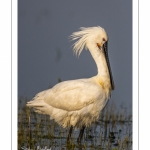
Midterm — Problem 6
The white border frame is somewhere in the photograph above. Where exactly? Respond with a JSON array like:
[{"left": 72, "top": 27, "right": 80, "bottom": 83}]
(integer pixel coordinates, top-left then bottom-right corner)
[
  {"left": 10, "top": 0, "right": 140, "bottom": 149},
  {"left": 139, "top": 0, "right": 150, "bottom": 149},
  {"left": 12, "top": 0, "right": 17, "bottom": 149},
  {"left": 0, "top": 0, "right": 12, "bottom": 149}
]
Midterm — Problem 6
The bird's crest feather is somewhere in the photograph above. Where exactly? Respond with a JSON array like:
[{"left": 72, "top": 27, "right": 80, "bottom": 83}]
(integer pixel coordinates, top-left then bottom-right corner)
[{"left": 69, "top": 26, "right": 103, "bottom": 56}]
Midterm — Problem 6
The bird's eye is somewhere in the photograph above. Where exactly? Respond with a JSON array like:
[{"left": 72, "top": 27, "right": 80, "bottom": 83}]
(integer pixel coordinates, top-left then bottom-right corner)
[{"left": 102, "top": 38, "right": 106, "bottom": 42}]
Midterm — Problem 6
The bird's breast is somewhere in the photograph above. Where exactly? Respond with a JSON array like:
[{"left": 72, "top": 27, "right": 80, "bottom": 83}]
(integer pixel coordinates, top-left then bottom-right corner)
[
  {"left": 93, "top": 77, "right": 111, "bottom": 95},
  {"left": 98, "top": 78, "right": 105, "bottom": 89}
]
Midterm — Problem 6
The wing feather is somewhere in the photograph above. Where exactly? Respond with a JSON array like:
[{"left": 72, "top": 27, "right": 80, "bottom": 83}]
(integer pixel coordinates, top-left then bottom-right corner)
[{"left": 34, "top": 78, "right": 103, "bottom": 111}]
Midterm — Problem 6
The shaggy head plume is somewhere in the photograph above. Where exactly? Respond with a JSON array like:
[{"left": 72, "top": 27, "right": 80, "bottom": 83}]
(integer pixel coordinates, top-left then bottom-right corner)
[{"left": 69, "top": 26, "right": 107, "bottom": 56}]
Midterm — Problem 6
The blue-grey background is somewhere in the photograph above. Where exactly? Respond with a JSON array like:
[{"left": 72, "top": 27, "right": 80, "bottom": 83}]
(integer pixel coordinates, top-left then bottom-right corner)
[{"left": 18, "top": 0, "right": 132, "bottom": 112}]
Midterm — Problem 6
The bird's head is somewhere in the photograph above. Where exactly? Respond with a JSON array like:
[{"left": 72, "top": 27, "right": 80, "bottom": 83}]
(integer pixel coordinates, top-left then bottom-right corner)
[{"left": 70, "top": 26, "right": 108, "bottom": 56}]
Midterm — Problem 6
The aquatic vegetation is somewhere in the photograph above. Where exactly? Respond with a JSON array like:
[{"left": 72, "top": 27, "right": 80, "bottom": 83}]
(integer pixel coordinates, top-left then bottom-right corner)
[{"left": 18, "top": 97, "right": 132, "bottom": 150}]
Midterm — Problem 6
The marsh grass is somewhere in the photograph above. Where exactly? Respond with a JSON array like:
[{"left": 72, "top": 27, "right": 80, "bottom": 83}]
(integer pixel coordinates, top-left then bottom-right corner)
[{"left": 18, "top": 97, "right": 132, "bottom": 150}]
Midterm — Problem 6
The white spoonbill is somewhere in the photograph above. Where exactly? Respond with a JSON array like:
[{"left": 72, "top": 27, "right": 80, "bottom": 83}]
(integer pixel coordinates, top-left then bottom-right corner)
[{"left": 26, "top": 26, "right": 115, "bottom": 143}]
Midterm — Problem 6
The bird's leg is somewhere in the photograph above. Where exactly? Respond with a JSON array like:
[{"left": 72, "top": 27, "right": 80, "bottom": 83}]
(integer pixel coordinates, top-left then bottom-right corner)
[
  {"left": 77, "top": 126, "right": 85, "bottom": 144},
  {"left": 67, "top": 126, "right": 73, "bottom": 143}
]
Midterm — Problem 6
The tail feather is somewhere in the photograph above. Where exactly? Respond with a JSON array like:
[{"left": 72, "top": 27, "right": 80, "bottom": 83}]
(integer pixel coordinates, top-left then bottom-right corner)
[
  {"left": 26, "top": 90, "right": 50, "bottom": 114},
  {"left": 26, "top": 93, "right": 69, "bottom": 127},
  {"left": 26, "top": 99, "right": 52, "bottom": 115}
]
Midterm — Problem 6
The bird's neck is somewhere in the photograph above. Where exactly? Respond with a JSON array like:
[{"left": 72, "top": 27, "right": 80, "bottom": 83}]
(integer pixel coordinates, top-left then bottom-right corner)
[{"left": 88, "top": 44, "right": 111, "bottom": 90}]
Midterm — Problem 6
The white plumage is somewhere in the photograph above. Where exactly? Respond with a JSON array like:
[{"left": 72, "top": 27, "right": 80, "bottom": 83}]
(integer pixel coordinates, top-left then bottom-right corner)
[{"left": 26, "top": 26, "right": 114, "bottom": 141}]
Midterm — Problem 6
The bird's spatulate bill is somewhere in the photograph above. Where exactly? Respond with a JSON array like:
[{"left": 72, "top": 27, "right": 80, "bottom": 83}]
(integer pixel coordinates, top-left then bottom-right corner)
[{"left": 103, "top": 42, "right": 115, "bottom": 90}]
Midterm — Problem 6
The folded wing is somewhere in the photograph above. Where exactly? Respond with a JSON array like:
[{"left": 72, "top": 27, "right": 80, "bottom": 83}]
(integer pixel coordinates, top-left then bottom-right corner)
[{"left": 31, "top": 78, "right": 103, "bottom": 111}]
